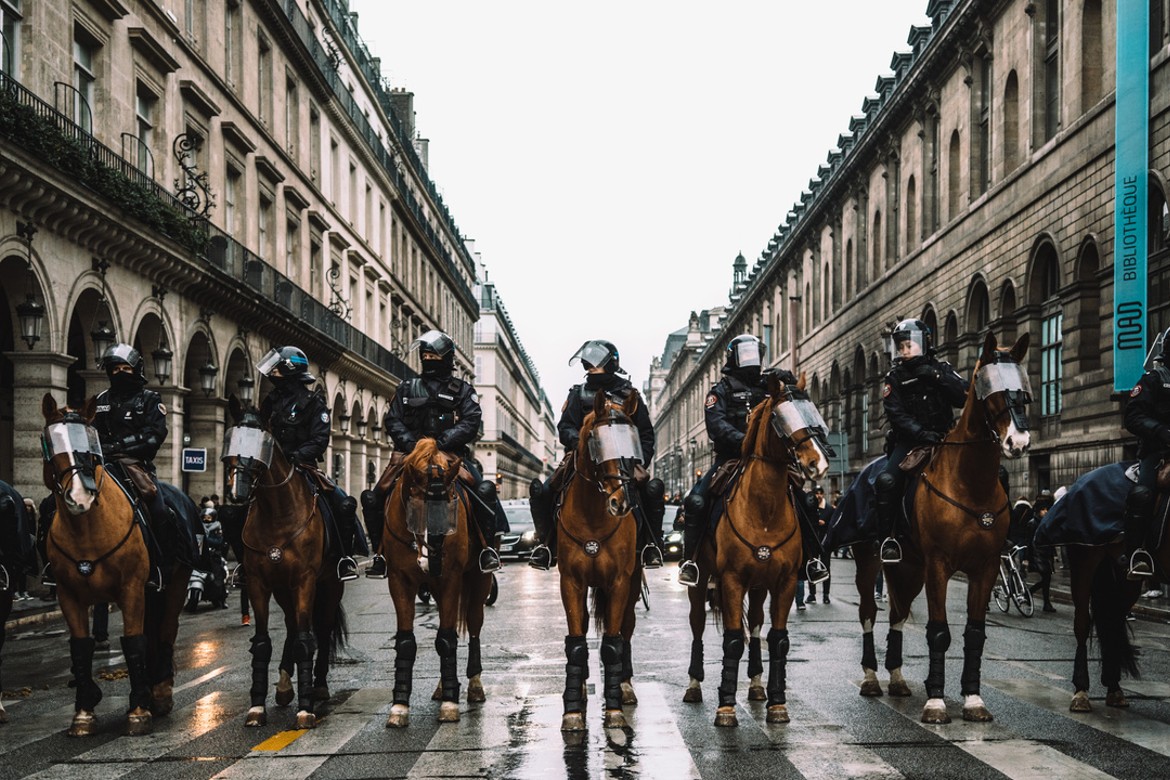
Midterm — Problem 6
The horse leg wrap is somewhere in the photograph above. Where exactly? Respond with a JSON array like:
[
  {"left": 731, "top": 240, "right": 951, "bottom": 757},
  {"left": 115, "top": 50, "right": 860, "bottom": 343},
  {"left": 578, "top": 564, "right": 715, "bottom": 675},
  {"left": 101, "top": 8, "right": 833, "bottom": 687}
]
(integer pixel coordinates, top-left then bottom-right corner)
[
  {"left": 435, "top": 628, "right": 460, "bottom": 703},
  {"left": 861, "top": 631, "right": 878, "bottom": 672},
  {"left": 293, "top": 631, "right": 317, "bottom": 712},
  {"left": 600, "top": 634, "right": 625, "bottom": 711},
  {"left": 688, "top": 637, "right": 705, "bottom": 682},
  {"left": 717, "top": 629, "right": 746, "bottom": 708},
  {"left": 960, "top": 622, "right": 986, "bottom": 696},
  {"left": 885, "top": 629, "right": 904, "bottom": 673},
  {"left": 393, "top": 631, "right": 417, "bottom": 706},
  {"left": 621, "top": 636, "right": 634, "bottom": 682},
  {"left": 747, "top": 634, "right": 763, "bottom": 679},
  {"left": 1072, "top": 643, "right": 1090, "bottom": 693},
  {"left": 148, "top": 641, "right": 174, "bottom": 687},
  {"left": 69, "top": 637, "right": 102, "bottom": 712},
  {"left": 249, "top": 634, "right": 273, "bottom": 708},
  {"left": 467, "top": 636, "right": 482, "bottom": 681},
  {"left": 766, "top": 628, "right": 790, "bottom": 707},
  {"left": 121, "top": 635, "right": 151, "bottom": 712},
  {"left": 563, "top": 635, "right": 589, "bottom": 714},
  {"left": 924, "top": 621, "right": 951, "bottom": 700}
]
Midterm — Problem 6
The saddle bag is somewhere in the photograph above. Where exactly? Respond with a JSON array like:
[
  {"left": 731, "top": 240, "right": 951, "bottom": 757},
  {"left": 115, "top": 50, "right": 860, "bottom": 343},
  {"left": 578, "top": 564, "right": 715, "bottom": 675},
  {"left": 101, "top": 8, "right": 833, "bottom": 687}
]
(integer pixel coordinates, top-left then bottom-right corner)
[
  {"left": 1157, "top": 459, "right": 1170, "bottom": 492},
  {"left": 117, "top": 458, "right": 158, "bottom": 501},
  {"left": 709, "top": 459, "right": 741, "bottom": 497},
  {"left": 898, "top": 446, "right": 934, "bottom": 474},
  {"left": 301, "top": 464, "right": 335, "bottom": 493},
  {"left": 375, "top": 451, "right": 407, "bottom": 494}
]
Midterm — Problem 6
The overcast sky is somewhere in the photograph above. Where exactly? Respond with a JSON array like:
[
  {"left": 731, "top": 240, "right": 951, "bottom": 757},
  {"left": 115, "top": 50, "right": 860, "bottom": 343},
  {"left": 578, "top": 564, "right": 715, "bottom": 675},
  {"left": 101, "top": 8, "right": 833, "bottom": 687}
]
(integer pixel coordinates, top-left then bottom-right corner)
[{"left": 350, "top": 1, "right": 932, "bottom": 407}]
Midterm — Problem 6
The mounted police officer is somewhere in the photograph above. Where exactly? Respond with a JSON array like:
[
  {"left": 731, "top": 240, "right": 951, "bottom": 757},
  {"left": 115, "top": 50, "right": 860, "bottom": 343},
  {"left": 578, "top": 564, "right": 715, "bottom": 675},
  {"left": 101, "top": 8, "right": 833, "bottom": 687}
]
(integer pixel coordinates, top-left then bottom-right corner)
[
  {"left": 875, "top": 320, "right": 968, "bottom": 564},
  {"left": 1121, "top": 326, "right": 1170, "bottom": 579},
  {"left": 366, "top": 329, "right": 504, "bottom": 576},
  {"left": 676, "top": 334, "right": 829, "bottom": 587},
  {"left": 256, "top": 346, "right": 362, "bottom": 582},
  {"left": 528, "top": 339, "right": 665, "bottom": 571}
]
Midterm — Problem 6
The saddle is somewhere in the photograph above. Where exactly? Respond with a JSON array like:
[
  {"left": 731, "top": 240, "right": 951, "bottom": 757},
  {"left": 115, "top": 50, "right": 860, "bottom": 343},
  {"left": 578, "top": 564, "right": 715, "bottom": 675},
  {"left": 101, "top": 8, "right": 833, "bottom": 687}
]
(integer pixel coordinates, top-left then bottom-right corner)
[
  {"left": 898, "top": 446, "right": 937, "bottom": 475},
  {"left": 299, "top": 464, "right": 335, "bottom": 493},
  {"left": 112, "top": 457, "right": 158, "bottom": 501},
  {"left": 709, "top": 459, "right": 742, "bottom": 497}
]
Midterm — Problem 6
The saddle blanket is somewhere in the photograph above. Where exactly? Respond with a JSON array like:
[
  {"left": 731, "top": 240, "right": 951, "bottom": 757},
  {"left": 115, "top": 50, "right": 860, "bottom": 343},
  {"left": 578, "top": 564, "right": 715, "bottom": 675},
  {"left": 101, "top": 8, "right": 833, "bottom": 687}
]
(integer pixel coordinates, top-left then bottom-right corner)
[{"left": 1033, "top": 463, "right": 1130, "bottom": 548}]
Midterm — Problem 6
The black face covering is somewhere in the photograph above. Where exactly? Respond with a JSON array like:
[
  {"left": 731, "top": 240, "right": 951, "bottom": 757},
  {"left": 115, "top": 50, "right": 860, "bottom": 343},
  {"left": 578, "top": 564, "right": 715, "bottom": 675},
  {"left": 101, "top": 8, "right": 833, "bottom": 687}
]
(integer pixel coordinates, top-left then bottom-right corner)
[
  {"left": 585, "top": 372, "right": 621, "bottom": 391},
  {"left": 729, "top": 365, "right": 762, "bottom": 384},
  {"left": 421, "top": 358, "right": 451, "bottom": 378},
  {"left": 109, "top": 372, "right": 144, "bottom": 394}
]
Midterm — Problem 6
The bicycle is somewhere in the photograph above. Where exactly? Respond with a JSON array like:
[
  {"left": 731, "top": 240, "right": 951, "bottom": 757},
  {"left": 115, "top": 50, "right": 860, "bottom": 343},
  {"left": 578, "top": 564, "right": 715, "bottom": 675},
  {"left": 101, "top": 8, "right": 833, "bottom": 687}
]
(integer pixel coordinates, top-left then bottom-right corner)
[{"left": 992, "top": 544, "right": 1034, "bottom": 617}]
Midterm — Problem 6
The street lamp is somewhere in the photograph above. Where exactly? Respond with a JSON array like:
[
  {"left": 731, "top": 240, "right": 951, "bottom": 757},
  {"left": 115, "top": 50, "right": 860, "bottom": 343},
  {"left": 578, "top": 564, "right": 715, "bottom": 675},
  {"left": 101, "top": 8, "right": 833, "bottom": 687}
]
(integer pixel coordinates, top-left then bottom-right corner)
[
  {"left": 198, "top": 361, "right": 218, "bottom": 397},
  {"left": 356, "top": 416, "right": 368, "bottom": 439},
  {"left": 151, "top": 346, "right": 173, "bottom": 385},
  {"left": 16, "top": 294, "right": 45, "bottom": 349},
  {"left": 338, "top": 412, "right": 351, "bottom": 435},
  {"left": 91, "top": 322, "right": 116, "bottom": 364},
  {"left": 371, "top": 423, "right": 382, "bottom": 443},
  {"left": 237, "top": 376, "right": 255, "bottom": 404}
]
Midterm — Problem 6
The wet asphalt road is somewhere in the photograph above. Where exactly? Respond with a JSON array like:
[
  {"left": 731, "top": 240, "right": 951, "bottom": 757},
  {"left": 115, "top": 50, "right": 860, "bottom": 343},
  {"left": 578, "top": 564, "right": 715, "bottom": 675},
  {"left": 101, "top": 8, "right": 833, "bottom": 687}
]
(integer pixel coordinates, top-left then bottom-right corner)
[{"left": 1, "top": 562, "right": 1169, "bottom": 779}]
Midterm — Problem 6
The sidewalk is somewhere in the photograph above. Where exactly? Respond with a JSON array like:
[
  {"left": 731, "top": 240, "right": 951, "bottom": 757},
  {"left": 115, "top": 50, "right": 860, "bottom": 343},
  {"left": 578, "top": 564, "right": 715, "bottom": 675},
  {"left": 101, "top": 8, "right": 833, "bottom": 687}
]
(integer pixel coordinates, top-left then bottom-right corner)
[{"left": 1045, "top": 564, "right": 1170, "bottom": 623}]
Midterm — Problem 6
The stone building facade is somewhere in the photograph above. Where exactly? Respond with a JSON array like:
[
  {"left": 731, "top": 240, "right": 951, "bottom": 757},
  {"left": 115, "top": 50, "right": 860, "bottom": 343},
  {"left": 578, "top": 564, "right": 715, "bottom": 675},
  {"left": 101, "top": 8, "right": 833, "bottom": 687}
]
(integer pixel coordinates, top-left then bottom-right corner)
[
  {"left": 0, "top": 0, "right": 492, "bottom": 502},
  {"left": 649, "top": 0, "right": 1170, "bottom": 498}
]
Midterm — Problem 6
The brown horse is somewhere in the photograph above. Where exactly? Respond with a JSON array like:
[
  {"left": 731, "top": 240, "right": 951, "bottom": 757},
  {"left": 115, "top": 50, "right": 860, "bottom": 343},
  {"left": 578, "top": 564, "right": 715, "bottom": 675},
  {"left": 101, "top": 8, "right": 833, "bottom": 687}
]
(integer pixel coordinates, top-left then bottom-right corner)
[
  {"left": 224, "top": 397, "right": 346, "bottom": 730},
  {"left": 853, "top": 331, "right": 1031, "bottom": 723},
  {"left": 41, "top": 393, "right": 174, "bottom": 736},
  {"left": 683, "top": 372, "right": 831, "bottom": 727},
  {"left": 382, "top": 437, "right": 493, "bottom": 728},
  {"left": 555, "top": 388, "right": 648, "bottom": 732}
]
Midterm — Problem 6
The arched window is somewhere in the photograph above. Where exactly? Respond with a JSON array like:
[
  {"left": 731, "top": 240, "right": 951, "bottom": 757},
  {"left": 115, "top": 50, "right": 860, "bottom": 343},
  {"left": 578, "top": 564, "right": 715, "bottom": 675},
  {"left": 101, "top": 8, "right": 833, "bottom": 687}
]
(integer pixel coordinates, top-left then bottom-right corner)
[
  {"left": 1036, "top": 0, "right": 1062, "bottom": 144},
  {"left": 905, "top": 175, "right": 917, "bottom": 250},
  {"left": 1081, "top": 0, "right": 1103, "bottom": 108},
  {"left": 948, "top": 130, "right": 962, "bottom": 221},
  {"left": 966, "top": 278, "right": 990, "bottom": 335},
  {"left": 1004, "top": 71, "right": 1020, "bottom": 171},
  {"left": 1031, "top": 242, "right": 1063, "bottom": 416},
  {"left": 871, "top": 210, "right": 883, "bottom": 281},
  {"left": 999, "top": 280, "right": 1018, "bottom": 342},
  {"left": 822, "top": 260, "right": 831, "bottom": 320},
  {"left": 943, "top": 311, "right": 959, "bottom": 365},
  {"left": 922, "top": 305, "right": 939, "bottom": 345},
  {"left": 1076, "top": 240, "right": 1101, "bottom": 370},
  {"left": 845, "top": 238, "right": 854, "bottom": 297}
]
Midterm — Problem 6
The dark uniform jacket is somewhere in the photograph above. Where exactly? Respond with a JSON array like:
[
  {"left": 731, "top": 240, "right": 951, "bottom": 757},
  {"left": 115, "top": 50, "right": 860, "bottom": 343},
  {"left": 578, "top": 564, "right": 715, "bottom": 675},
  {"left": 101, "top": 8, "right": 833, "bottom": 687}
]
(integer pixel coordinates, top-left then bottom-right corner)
[
  {"left": 259, "top": 382, "right": 331, "bottom": 464},
  {"left": 705, "top": 372, "right": 769, "bottom": 462},
  {"left": 882, "top": 357, "right": 967, "bottom": 446},
  {"left": 558, "top": 373, "right": 655, "bottom": 462},
  {"left": 1124, "top": 365, "right": 1170, "bottom": 458},
  {"left": 94, "top": 386, "right": 167, "bottom": 470},
  {"left": 385, "top": 374, "right": 482, "bottom": 456}
]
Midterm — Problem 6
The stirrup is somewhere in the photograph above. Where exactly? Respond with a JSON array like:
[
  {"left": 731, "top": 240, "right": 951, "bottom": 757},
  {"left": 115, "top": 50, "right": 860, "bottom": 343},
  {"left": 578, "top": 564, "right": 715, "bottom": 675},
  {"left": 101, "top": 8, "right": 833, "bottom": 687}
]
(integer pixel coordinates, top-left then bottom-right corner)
[
  {"left": 0, "top": 563, "right": 8, "bottom": 592},
  {"left": 641, "top": 545, "right": 664, "bottom": 569},
  {"left": 879, "top": 537, "right": 902, "bottom": 564},
  {"left": 365, "top": 554, "right": 388, "bottom": 579},
  {"left": 677, "top": 559, "right": 700, "bottom": 587},
  {"left": 1127, "top": 549, "right": 1155, "bottom": 580},
  {"left": 805, "top": 558, "right": 829, "bottom": 585},
  {"left": 228, "top": 564, "right": 244, "bottom": 588},
  {"left": 479, "top": 547, "right": 501, "bottom": 573},
  {"left": 337, "top": 556, "right": 359, "bottom": 582},
  {"left": 528, "top": 545, "right": 553, "bottom": 571},
  {"left": 147, "top": 566, "right": 165, "bottom": 591},
  {"left": 40, "top": 563, "right": 56, "bottom": 588}
]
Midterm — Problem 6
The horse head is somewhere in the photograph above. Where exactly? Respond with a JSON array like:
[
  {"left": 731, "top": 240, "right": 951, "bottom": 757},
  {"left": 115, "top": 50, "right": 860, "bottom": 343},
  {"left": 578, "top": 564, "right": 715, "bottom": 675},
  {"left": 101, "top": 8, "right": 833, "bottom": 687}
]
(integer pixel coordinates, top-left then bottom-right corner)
[
  {"left": 578, "top": 388, "right": 643, "bottom": 517},
  {"left": 973, "top": 331, "right": 1032, "bottom": 459},
  {"left": 753, "top": 371, "right": 832, "bottom": 481},
  {"left": 223, "top": 394, "right": 277, "bottom": 503},
  {"left": 401, "top": 438, "right": 462, "bottom": 501},
  {"left": 40, "top": 393, "right": 102, "bottom": 516}
]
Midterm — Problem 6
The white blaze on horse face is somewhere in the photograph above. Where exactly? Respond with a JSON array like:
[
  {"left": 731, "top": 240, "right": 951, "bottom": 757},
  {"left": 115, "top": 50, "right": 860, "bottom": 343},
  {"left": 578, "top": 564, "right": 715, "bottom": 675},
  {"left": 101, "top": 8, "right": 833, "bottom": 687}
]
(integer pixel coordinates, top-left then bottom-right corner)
[
  {"left": 1001, "top": 420, "right": 1031, "bottom": 459},
  {"left": 64, "top": 470, "right": 95, "bottom": 515}
]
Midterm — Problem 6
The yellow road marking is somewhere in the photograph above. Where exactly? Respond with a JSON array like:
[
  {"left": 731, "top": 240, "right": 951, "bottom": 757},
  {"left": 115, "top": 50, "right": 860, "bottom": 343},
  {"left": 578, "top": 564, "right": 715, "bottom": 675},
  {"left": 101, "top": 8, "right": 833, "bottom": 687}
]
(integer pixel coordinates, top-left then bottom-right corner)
[{"left": 252, "top": 729, "right": 308, "bottom": 751}]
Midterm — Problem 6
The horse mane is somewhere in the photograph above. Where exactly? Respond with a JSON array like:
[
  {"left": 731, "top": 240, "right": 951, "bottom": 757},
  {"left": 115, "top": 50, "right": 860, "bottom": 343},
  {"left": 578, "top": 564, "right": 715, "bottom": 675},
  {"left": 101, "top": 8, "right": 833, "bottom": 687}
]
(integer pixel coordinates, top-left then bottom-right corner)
[
  {"left": 404, "top": 438, "right": 441, "bottom": 471},
  {"left": 740, "top": 394, "right": 773, "bottom": 459}
]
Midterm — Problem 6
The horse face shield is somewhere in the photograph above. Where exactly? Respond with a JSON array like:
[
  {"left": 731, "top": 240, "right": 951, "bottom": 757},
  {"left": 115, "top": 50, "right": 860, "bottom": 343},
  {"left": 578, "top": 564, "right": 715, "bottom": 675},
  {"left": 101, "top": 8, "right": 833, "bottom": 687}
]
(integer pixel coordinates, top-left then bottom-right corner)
[
  {"left": 221, "top": 426, "right": 275, "bottom": 503},
  {"left": 586, "top": 420, "right": 641, "bottom": 516},
  {"left": 42, "top": 420, "right": 103, "bottom": 513},
  {"left": 770, "top": 397, "right": 832, "bottom": 479},
  {"left": 974, "top": 362, "right": 1032, "bottom": 458}
]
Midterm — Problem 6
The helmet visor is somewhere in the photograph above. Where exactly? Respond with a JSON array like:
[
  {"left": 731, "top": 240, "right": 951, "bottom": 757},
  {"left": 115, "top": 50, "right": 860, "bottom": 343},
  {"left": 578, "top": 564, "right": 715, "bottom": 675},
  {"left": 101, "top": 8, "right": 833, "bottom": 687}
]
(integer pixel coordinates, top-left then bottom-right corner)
[
  {"left": 731, "top": 339, "right": 763, "bottom": 368},
  {"left": 586, "top": 422, "right": 643, "bottom": 464},
  {"left": 569, "top": 341, "right": 614, "bottom": 370},
  {"left": 221, "top": 426, "right": 274, "bottom": 466},
  {"left": 256, "top": 348, "right": 282, "bottom": 377},
  {"left": 974, "top": 363, "right": 1032, "bottom": 401},
  {"left": 102, "top": 343, "right": 140, "bottom": 367},
  {"left": 410, "top": 330, "right": 454, "bottom": 357},
  {"left": 890, "top": 331, "right": 927, "bottom": 362}
]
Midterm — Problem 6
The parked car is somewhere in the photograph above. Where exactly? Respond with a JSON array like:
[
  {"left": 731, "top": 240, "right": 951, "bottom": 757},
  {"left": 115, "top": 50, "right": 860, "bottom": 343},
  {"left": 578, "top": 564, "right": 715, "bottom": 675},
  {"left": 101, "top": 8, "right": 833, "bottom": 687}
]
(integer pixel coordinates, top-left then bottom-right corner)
[
  {"left": 499, "top": 499, "right": 538, "bottom": 560},
  {"left": 663, "top": 505, "right": 683, "bottom": 561}
]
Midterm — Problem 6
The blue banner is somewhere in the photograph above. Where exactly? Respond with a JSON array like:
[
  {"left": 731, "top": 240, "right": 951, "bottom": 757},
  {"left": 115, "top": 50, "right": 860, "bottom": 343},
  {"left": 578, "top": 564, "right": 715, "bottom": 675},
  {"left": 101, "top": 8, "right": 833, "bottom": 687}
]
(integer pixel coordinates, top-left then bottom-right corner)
[{"left": 1113, "top": 0, "right": 1150, "bottom": 391}]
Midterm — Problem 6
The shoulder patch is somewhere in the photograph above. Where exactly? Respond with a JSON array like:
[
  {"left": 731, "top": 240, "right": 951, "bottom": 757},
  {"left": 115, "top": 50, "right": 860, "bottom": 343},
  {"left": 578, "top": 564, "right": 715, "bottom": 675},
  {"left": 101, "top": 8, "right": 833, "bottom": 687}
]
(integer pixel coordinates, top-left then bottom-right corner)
[
  {"left": 158, "top": 403, "right": 167, "bottom": 416},
  {"left": 705, "top": 393, "right": 717, "bottom": 409},
  {"left": 470, "top": 392, "right": 479, "bottom": 404},
  {"left": 882, "top": 383, "right": 892, "bottom": 398},
  {"left": 1130, "top": 385, "right": 1142, "bottom": 398},
  {"left": 320, "top": 411, "right": 330, "bottom": 423}
]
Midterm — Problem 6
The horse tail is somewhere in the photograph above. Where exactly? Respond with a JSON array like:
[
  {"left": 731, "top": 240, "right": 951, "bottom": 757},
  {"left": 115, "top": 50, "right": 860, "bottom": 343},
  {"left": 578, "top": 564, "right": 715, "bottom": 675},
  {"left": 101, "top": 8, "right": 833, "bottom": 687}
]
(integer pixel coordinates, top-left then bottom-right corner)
[
  {"left": 314, "top": 587, "right": 348, "bottom": 659},
  {"left": 1089, "top": 558, "right": 1139, "bottom": 679},
  {"left": 592, "top": 587, "right": 610, "bottom": 635}
]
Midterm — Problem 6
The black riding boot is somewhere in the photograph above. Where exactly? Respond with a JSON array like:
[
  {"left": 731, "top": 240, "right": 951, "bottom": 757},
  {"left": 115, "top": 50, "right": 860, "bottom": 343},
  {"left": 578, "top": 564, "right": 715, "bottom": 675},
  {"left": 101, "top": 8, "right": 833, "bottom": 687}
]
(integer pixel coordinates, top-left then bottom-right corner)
[
  {"left": 361, "top": 489, "right": 387, "bottom": 578},
  {"left": 327, "top": 493, "right": 359, "bottom": 582},
  {"left": 678, "top": 490, "right": 707, "bottom": 587},
  {"left": 473, "top": 481, "right": 502, "bottom": 573},
  {"left": 1122, "top": 485, "right": 1155, "bottom": 579},
  {"left": 874, "top": 473, "right": 903, "bottom": 564},
  {"left": 528, "top": 478, "right": 556, "bottom": 570}
]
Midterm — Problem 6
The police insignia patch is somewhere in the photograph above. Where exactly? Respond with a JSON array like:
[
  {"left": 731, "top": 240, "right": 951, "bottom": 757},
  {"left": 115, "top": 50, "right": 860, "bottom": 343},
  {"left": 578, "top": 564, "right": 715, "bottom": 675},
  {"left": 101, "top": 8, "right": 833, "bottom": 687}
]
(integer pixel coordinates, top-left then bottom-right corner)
[
  {"left": 320, "top": 412, "right": 330, "bottom": 423},
  {"left": 1130, "top": 385, "right": 1142, "bottom": 397},
  {"left": 705, "top": 394, "right": 717, "bottom": 409},
  {"left": 158, "top": 403, "right": 167, "bottom": 415}
]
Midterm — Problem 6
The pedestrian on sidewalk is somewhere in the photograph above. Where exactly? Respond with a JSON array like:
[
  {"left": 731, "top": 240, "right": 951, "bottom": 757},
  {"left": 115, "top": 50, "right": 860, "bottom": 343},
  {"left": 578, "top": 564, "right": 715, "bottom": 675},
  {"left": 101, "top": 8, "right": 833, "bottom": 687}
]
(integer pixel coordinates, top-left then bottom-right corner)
[
  {"left": 807, "top": 486, "right": 832, "bottom": 604},
  {"left": 1028, "top": 492, "right": 1056, "bottom": 612}
]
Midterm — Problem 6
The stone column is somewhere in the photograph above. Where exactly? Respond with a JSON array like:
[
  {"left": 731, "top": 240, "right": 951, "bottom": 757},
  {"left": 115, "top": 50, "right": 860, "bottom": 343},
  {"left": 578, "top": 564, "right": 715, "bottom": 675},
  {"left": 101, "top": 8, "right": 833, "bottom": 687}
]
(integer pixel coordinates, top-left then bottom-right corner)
[
  {"left": 5, "top": 351, "right": 74, "bottom": 498},
  {"left": 155, "top": 385, "right": 189, "bottom": 486},
  {"left": 332, "top": 432, "right": 352, "bottom": 494},
  {"left": 349, "top": 436, "right": 366, "bottom": 496},
  {"left": 186, "top": 396, "right": 227, "bottom": 500}
]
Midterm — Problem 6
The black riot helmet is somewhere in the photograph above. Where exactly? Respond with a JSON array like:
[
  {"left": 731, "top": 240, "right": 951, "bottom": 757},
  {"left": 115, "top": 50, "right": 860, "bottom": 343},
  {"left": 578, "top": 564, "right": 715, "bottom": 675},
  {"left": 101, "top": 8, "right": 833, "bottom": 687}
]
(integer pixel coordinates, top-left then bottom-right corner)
[
  {"left": 256, "top": 346, "right": 315, "bottom": 383},
  {"left": 726, "top": 334, "right": 765, "bottom": 371},
  {"left": 101, "top": 343, "right": 146, "bottom": 381},
  {"left": 411, "top": 329, "right": 456, "bottom": 375},
  {"left": 569, "top": 340, "right": 623, "bottom": 374},
  {"left": 889, "top": 319, "right": 934, "bottom": 364}
]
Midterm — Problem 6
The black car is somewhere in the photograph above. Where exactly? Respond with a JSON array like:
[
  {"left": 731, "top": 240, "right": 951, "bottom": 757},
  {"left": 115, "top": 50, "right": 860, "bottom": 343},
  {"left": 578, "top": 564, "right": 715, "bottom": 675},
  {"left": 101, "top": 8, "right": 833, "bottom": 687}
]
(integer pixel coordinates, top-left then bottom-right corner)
[
  {"left": 499, "top": 499, "right": 537, "bottom": 560},
  {"left": 662, "top": 505, "right": 683, "bottom": 561}
]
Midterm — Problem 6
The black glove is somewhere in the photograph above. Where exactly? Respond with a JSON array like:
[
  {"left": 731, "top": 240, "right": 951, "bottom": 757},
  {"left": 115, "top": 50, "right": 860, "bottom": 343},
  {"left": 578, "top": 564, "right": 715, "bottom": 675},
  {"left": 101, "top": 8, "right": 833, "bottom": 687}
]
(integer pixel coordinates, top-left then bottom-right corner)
[
  {"left": 434, "top": 432, "right": 452, "bottom": 451},
  {"left": 1158, "top": 427, "right": 1170, "bottom": 448},
  {"left": 918, "top": 431, "right": 944, "bottom": 445},
  {"left": 914, "top": 363, "right": 942, "bottom": 383},
  {"left": 564, "top": 435, "right": 580, "bottom": 453}
]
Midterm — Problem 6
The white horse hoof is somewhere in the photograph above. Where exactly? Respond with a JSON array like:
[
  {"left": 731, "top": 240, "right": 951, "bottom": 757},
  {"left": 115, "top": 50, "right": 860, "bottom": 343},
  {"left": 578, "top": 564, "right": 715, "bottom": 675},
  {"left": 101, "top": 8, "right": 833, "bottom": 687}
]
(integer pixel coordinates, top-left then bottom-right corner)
[
  {"left": 438, "top": 701, "right": 460, "bottom": 722},
  {"left": 620, "top": 682, "right": 638, "bottom": 706},
  {"left": 962, "top": 694, "right": 993, "bottom": 722},
  {"left": 1070, "top": 690, "right": 1092, "bottom": 713},
  {"left": 921, "top": 698, "right": 950, "bottom": 724},
  {"left": 386, "top": 703, "right": 409, "bottom": 728},
  {"left": 245, "top": 706, "right": 267, "bottom": 727}
]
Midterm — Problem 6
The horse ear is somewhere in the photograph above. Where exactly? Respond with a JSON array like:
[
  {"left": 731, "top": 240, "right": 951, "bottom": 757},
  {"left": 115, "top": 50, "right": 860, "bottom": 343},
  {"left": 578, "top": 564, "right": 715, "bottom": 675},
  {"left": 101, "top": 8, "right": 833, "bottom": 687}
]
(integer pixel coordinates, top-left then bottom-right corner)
[
  {"left": 41, "top": 392, "right": 57, "bottom": 420},
  {"left": 593, "top": 387, "right": 607, "bottom": 416},
  {"left": 623, "top": 388, "right": 641, "bottom": 417},
  {"left": 81, "top": 396, "right": 98, "bottom": 422},
  {"left": 797, "top": 371, "right": 807, "bottom": 392},
  {"left": 764, "top": 371, "right": 784, "bottom": 395},
  {"left": 980, "top": 330, "right": 998, "bottom": 361},
  {"left": 228, "top": 394, "right": 242, "bottom": 422},
  {"left": 1009, "top": 331, "right": 1030, "bottom": 362}
]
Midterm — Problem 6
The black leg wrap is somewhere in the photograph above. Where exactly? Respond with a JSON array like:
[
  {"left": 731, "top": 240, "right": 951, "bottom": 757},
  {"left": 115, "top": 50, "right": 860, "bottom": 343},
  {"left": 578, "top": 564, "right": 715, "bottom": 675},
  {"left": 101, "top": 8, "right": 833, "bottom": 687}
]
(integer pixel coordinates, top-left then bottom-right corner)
[
  {"left": 563, "top": 635, "right": 589, "bottom": 714},
  {"left": 293, "top": 630, "right": 317, "bottom": 712},
  {"left": 717, "top": 629, "right": 745, "bottom": 708},
  {"left": 1072, "top": 643, "right": 1090, "bottom": 692},
  {"left": 467, "top": 636, "right": 482, "bottom": 680},
  {"left": 747, "top": 634, "right": 763, "bottom": 679},
  {"left": 885, "top": 629, "right": 904, "bottom": 673},
  {"left": 69, "top": 637, "right": 102, "bottom": 712},
  {"left": 393, "top": 630, "right": 417, "bottom": 706},
  {"left": 121, "top": 635, "right": 151, "bottom": 712},
  {"left": 688, "top": 637, "right": 705, "bottom": 682},
  {"left": 924, "top": 620, "right": 951, "bottom": 699},
  {"left": 960, "top": 622, "right": 986, "bottom": 696},
  {"left": 600, "top": 634, "right": 625, "bottom": 711},
  {"left": 766, "top": 628, "right": 790, "bottom": 706},
  {"left": 249, "top": 634, "right": 273, "bottom": 708},
  {"left": 621, "top": 636, "right": 633, "bottom": 682},
  {"left": 148, "top": 642, "right": 174, "bottom": 687},
  {"left": 435, "top": 628, "right": 460, "bottom": 703},
  {"left": 861, "top": 631, "right": 878, "bottom": 672}
]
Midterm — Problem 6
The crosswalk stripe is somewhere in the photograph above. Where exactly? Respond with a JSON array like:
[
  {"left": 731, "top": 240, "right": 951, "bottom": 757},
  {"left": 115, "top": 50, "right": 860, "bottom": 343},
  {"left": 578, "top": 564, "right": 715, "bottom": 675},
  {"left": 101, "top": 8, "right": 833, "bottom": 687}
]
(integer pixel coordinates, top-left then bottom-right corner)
[
  {"left": 987, "top": 678, "right": 1170, "bottom": 759},
  {"left": 618, "top": 683, "right": 701, "bottom": 780},
  {"left": 406, "top": 686, "right": 518, "bottom": 778}
]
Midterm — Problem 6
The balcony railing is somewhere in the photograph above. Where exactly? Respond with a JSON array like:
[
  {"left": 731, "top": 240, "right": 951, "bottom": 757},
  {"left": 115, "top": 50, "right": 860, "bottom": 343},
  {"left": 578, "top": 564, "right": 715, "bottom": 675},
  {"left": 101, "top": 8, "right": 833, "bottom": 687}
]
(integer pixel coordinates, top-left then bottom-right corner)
[
  {"left": 53, "top": 81, "right": 92, "bottom": 134},
  {"left": 120, "top": 132, "right": 154, "bottom": 178},
  {"left": 0, "top": 71, "right": 414, "bottom": 385}
]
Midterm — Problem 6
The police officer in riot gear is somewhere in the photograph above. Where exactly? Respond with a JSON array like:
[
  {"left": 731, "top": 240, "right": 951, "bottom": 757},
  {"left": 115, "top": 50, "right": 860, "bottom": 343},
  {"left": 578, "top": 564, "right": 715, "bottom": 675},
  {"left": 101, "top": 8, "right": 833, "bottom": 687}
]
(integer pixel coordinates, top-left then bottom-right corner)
[
  {"left": 256, "top": 346, "right": 362, "bottom": 581},
  {"left": 875, "top": 320, "right": 968, "bottom": 563},
  {"left": 677, "top": 334, "right": 829, "bottom": 587},
  {"left": 528, "top": 339, "right": 665, "bottom": 570},
  {"left": 1121, "top": 326, "right": 1170, "bottom": 578},
  {"left": 371, "top": 330, "right": 505, "bottom": 575}
]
